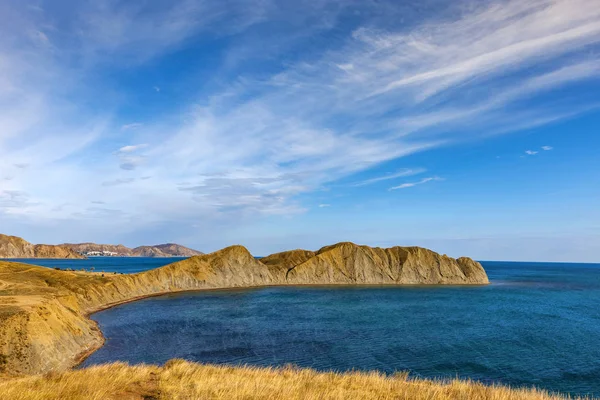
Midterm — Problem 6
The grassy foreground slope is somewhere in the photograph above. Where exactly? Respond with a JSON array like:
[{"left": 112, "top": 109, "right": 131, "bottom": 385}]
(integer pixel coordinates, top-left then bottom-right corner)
[
  {"left": 0, "top": 360, "right": 580, "bottom": 400},
  {"left": 0, "top": 242, "right": 488, "bottom": 375}
]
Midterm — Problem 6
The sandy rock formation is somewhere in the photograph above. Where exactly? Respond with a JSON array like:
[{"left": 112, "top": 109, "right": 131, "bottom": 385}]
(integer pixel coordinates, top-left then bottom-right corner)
[{"left": 282, "top": 242, "right": 488, "bottom": 285}]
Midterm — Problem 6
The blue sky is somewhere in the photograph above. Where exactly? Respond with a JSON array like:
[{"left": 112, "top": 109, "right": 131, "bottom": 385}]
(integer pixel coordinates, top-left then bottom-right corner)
[{"left": 1, "top": 0, "right": 599, "bottom": 261}]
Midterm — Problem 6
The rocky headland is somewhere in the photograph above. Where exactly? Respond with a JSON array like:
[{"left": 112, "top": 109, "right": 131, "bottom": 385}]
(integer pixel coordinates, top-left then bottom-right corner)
[
  {"left": 0, "top": 242, "right": 488, "bottom": 376},
  {"left": 0, "top": 234, "right": 84, "bottom": 259}
]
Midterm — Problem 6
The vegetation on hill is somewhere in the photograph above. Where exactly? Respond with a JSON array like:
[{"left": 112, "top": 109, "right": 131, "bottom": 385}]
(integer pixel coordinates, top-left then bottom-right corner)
[{"left": 0, "top": 360, "right": 580, "bottom": 400}]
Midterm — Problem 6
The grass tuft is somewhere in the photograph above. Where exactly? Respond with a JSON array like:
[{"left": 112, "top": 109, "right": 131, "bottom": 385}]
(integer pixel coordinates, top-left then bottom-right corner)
[{"left": 0, "top": 360, "right": 590, "bottom": 400}]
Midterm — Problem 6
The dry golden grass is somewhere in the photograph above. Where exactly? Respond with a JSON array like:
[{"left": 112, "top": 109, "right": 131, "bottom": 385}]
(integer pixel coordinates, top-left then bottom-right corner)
[{"left": 0, "top": 360, "right": 587, "bottom": 400}]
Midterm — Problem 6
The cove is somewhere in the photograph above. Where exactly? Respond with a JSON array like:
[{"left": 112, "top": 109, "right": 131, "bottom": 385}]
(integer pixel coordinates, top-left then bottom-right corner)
[{"left": 81, "top": 261, "right": 600, "bottom": 398}]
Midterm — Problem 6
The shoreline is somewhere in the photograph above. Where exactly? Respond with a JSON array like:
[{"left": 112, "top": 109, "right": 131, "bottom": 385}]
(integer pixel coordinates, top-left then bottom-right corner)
[{"left": 1, "top": 243, "right": 489, "bottom": 376}]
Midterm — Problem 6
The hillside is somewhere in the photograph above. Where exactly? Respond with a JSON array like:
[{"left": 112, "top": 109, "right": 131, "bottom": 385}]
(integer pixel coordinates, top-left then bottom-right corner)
[
  {"left": 0, "top": 234, "right": 84, "bottom": 259},
  {"left": 0, "top": 242, "right": 487, "bottom": 376}
]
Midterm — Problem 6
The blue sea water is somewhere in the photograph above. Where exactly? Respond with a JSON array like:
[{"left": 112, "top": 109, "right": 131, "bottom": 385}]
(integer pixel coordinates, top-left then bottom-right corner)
[
  {"left": 6, "top": 257, "right": 183, "bottom": 274},
  {"left": 18, "top": 258, "right": 600, "bottom": 397}
]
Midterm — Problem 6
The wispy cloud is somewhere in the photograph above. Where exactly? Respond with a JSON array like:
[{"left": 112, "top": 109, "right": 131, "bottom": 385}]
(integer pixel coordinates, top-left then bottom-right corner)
[
  {"left": 0, "top": 190, "right": 31, "bottom": 208},
  {"left": 525, "top": 150, "right": 539, "bottom": 155},
  {"left": 118, "top": 144, "right": 148, "bottom": 153},
  {"left": 389, "top": 177, "right": 442, "bottom": 191},
  {"left": 351, "top": 168, "right": 426, "bottom": 187},
  {"left": 1, "top": 0, "right": 599, "bottom": 243},
  {"left": 74, "top": 1, "right": 269, "bottom": 64},
  {"left": 542, "top": 145, "right": 554, "bottom": 151},
  {"left": 114, "top": 144, "right": 148, "bottom": 170},
  {"left": 318, "top": 204, "right": 331, "bottom": 208},
  {"left": 102, "top": 178, "right": 136, "bottom": 187},
  {"left": 121, "top": 123, "right": 143, "bottom": 131}
]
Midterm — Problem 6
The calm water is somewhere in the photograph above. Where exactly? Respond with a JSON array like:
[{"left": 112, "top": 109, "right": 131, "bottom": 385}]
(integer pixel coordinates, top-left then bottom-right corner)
[
  {"left": 6, "top": 257, "right": 183, "bottom": 274},
  {"left": 69, "top": 261, "right": 600, "bottom": 397}
]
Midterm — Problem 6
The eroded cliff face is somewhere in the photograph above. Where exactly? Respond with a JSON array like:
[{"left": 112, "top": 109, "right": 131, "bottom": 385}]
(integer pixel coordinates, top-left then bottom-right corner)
[
  {"left": 0, "top": 243, "right": 487, "bottom": 375},
  {"left": 0, "top": 234, "right": 84, "bottom": 259},
  {"left": 283, "top": 243, "right": 488, "bottom": 285}
]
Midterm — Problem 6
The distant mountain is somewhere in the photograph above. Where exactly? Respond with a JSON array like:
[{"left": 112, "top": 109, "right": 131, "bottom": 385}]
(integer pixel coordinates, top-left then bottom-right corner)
[
  {"left": 62, "top": 243, "right": 134, "bottom": 256},
  {"left": 63, "top": 242, "right": 203, "bottom": 258},
  {"left": 0, "top": 234, "right": 85, "bottom": 259},
  {"left": 132, "top": 243, "right": 202, "bottom": 257},
  {"left": 0, "top": 234, "right": 203, "bottom": 259}
]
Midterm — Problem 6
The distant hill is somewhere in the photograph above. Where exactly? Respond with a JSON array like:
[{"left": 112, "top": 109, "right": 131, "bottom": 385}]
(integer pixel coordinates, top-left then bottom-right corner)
[
  {"left": 132, "top": 243, "right": 203, "bottom": 257},
  {"left": 63, "top": 242, "right": 203, "bottom": 258},
  {"left": 0, "top": 234, "right": 203, "bottom": 258},
  {"left": 61, "top": 243, "right": 133, "bottom": 256},
  {"left": 0, "top": 234, "right": 84, "bottom": 259}
]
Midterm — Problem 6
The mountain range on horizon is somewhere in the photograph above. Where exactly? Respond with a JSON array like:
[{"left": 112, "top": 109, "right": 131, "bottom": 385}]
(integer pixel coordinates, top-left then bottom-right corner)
[{"left": 0, "top": 234, "right": 204, "bottom": 259}]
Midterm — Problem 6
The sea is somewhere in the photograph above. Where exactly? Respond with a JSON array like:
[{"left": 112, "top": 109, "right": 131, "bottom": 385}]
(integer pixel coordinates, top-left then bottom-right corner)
[
  {"left": 11, "top": 257, "right": 600, "bottom": 397},
  {"left": 6, "top": 256, "right": 185, "bottom": 274}
]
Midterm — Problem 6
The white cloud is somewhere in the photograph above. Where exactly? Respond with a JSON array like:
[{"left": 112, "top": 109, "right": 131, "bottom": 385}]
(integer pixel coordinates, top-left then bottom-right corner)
[
  {"left": 121, "top": 123, "right": 143, "bottom": 131},
  {"left": 542, "top": 145, "right": 553, "bottom": 150},
  {"left": 114, "top": 145, "right": 148, "bottom": 170},
  {"left": 361, "top": 1, "right": 600, "bottom": 102},
  {"left": 118, "top": 144, "right": 148, "bottom": 153},
  {"left": 389, "top": 177, "right": 441, "bottom": 191},
  {"left": 525, "top": 150, "right": 539, "bottom": 155},
  {"left": 318, "top": 204, "right": 331, "bottom": 208},
  {"left": 352, "top": 168, "right": 426, "bottom": 186}
]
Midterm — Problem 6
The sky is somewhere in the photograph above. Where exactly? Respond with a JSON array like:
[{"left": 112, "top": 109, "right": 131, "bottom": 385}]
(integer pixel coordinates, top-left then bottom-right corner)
[{"left": 0, "top": 0, "right": 599, "bottom": 262}]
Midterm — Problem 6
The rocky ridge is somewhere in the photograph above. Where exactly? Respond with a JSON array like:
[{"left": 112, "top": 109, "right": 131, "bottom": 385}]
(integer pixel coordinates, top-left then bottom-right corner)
[
  {"left": 0, "top": 234, "right": 84, "bottom": 259},
  {"left": 62, "top": 242, "right": 203, "bottom": 257},
  {"left": 0, "top": 242, "right": 488, "bottom": 375}
]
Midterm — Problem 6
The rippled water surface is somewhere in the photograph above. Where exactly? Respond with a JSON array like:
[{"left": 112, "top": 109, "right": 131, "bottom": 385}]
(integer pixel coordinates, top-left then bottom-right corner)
[{"left": 79, "top": 261, "right": 600, "bottom": 397}]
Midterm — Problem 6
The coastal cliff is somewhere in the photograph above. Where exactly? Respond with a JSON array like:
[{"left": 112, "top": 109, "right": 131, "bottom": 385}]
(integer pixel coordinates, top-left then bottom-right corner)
[
  {"left": 267, "top": 242, "right": 487, "bottom": 285},
  {"left": 0, "top": 234, "right": 84, "bottom": 259},
  {"left": 0, "top": 243, "right": 488, "bottom": 375}
]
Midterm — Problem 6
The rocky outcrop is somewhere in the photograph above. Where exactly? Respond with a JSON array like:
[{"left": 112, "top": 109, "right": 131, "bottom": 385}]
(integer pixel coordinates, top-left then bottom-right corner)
[
  {"left": 0, "top": 234, "right": 85, "bottom": 259},
  {"left": 0, "top": 242, "right": 487, "bottom": 376},
  {"left": 279, "top": 243, "right": 488, "bottom": 285}
]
